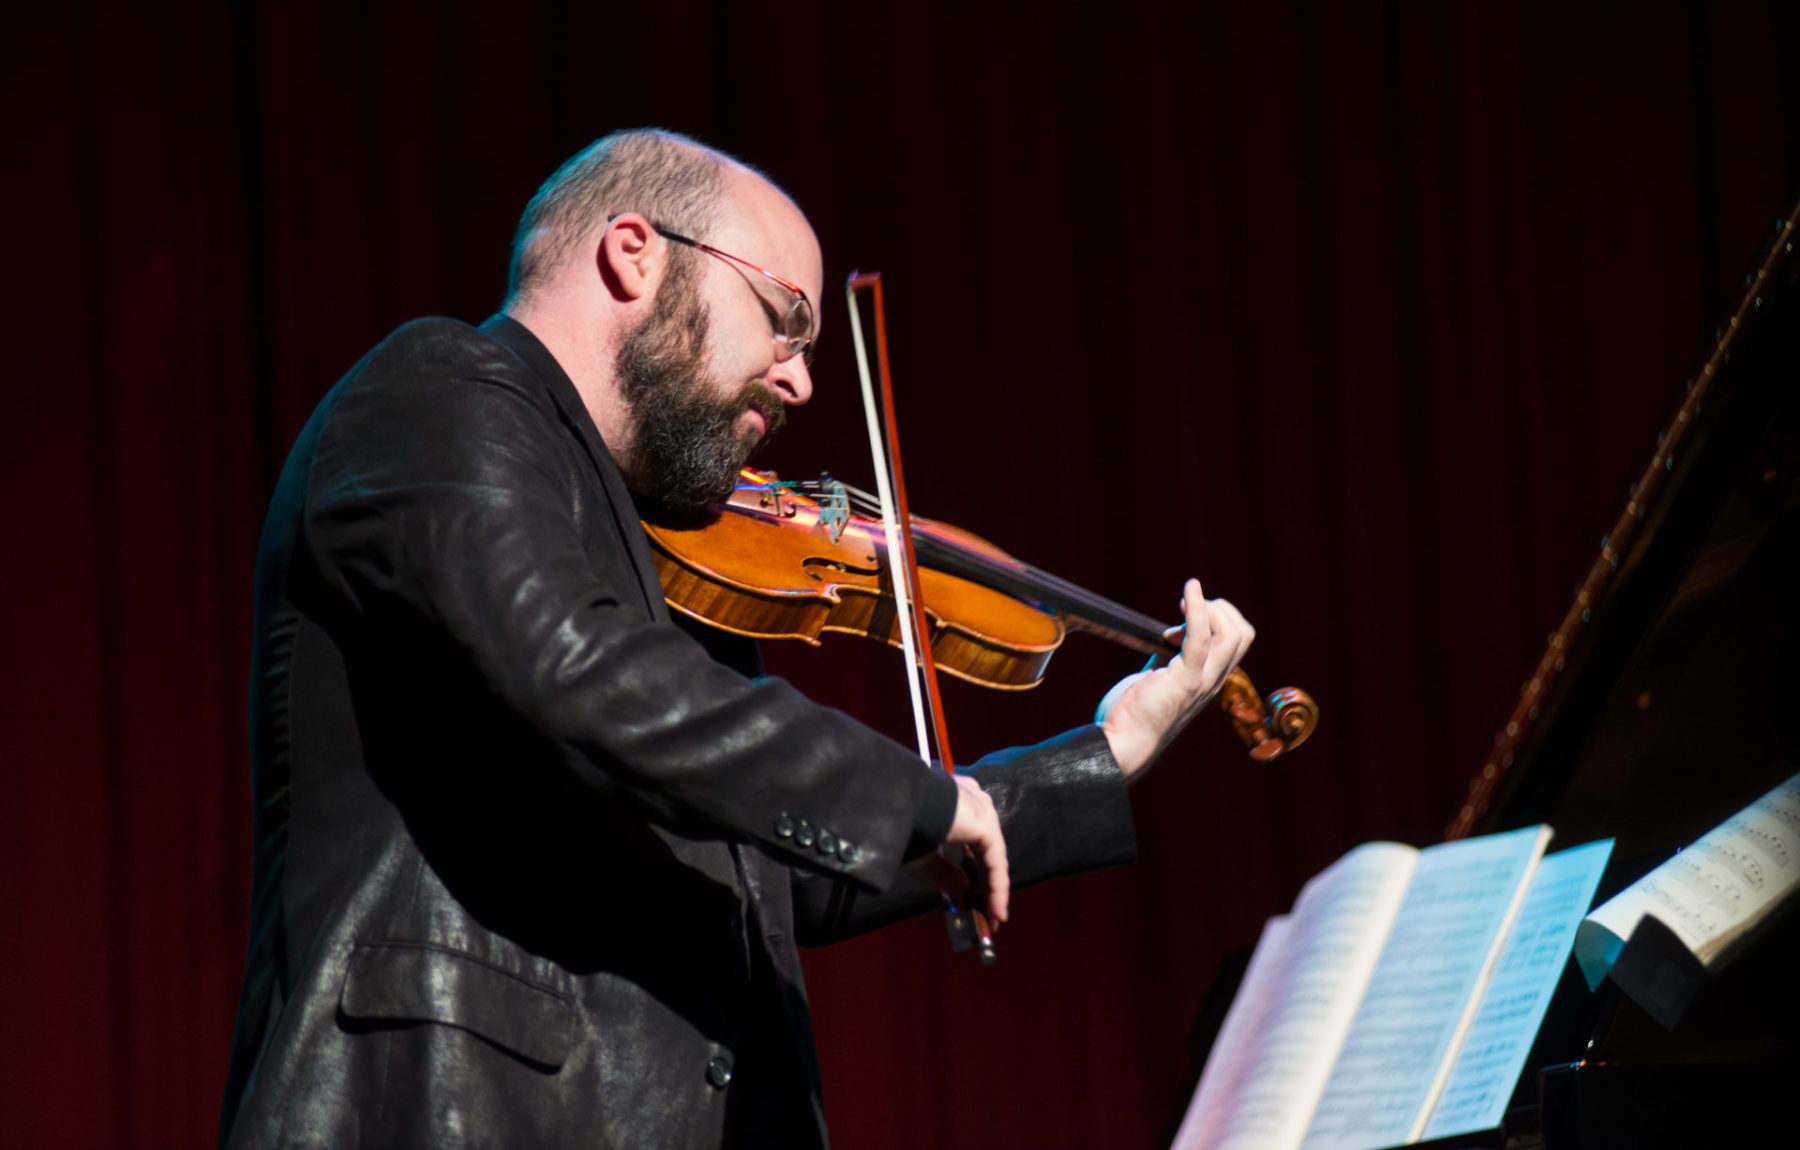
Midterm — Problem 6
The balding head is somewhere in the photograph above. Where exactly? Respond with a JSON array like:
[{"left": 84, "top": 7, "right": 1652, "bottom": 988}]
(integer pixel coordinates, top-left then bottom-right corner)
[{"left": 505, "top": 129, "right": 793, "bottom": 310}]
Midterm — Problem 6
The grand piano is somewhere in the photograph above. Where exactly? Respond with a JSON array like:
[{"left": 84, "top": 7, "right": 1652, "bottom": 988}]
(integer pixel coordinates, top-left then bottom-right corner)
[
  {"left": 1177, "top": 199, "right": 1800, "bottom": 1150},
  {"left": 1448, "top": 196, "right": 1800, "bottom": 1146}
]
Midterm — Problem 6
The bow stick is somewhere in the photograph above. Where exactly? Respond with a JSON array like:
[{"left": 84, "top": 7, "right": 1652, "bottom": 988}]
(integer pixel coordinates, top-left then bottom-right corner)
[{"left": 845, "top": 270, "right": 998, "bottom": 964}]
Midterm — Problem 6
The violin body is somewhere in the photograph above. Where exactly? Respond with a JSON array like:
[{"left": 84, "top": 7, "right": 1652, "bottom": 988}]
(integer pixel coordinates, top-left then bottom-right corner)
[{"left": 644, "top": 476, "right": 1064, "bottom": 689}]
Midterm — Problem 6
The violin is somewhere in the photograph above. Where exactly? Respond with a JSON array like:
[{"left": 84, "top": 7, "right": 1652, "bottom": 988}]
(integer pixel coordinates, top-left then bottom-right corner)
[{"left": 643, "top": 470, "right": 1318, "bottom": 761}]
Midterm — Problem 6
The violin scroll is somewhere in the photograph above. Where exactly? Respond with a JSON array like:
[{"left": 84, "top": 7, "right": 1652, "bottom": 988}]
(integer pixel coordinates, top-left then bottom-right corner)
[{"left": 1219, "top": 667, "right": 1319, "bottom": 762}]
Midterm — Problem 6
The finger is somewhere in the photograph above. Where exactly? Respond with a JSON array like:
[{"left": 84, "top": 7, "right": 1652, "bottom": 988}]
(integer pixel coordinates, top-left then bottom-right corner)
[
  {"left": 1179, "top": 582, "right": 1216, "bottom": 670},
  {"left": 965, "top": 782, "right": 1010, "bottom": 923},
  {"left": 946, "top": 778, "right": 1009, "bottom": 921},
  {"left": 1204, "top": 584, "right": 1236, "bottom": 645},
  {"left": 1195, "top": 612, "right": 1242, "bottom": 688},
  {"left": 944, "top": 775, "right": 985, "bottom": 843},
  {"left": 1165, "top": 578, "right": 1203, "bottom": 643},
  {"left": 1210, "top": 597, "right": 1256, "bottom": 663},
  {"left": 1196, "top": 598, "right": 1252, "bottom": 688},
  {"left": 1206, "top": 597, "right": 1254, "bottom": 669},
  {"left": 979, "top": 829, "right": 1011, "bottom": 923}
]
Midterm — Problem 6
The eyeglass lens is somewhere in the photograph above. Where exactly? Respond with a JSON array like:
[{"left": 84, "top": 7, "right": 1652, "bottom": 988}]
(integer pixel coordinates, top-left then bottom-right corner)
[{"left": 780, "top": 298, "right": 814, "bottom": 358}]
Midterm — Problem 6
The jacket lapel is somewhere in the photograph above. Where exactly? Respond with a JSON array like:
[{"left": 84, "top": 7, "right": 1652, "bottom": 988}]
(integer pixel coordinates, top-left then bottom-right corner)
[{"left": 478, "top": 315, "right": 669, "bottom": 623}]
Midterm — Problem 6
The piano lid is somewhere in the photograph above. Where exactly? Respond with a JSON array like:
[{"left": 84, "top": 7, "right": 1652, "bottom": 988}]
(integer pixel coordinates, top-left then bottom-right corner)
[
  {"left": 1431, "top": 200, "right": 1800, "bottom": 1145},
  {"left": 1451, "top": 197, "right": 1800, "bottom": 883}
]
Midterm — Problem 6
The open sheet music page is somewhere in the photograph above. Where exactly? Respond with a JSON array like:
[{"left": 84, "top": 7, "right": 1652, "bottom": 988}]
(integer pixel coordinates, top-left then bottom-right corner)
[
  {"left": 1576, "top": 769, "right": 1800, "bottom": 988},
  {"left": 1172, "top": 843, "right": 1418, "bottom": 1150},
  {"left": 1298, "top": 825, "right": 1551, "bottom": 1150},
  {"left": 1176, "top": 915, "right": 1295, "bottom": 1138},
  {"left": 1420, "top": 839, "right": 1613, "bottom": 1140}
]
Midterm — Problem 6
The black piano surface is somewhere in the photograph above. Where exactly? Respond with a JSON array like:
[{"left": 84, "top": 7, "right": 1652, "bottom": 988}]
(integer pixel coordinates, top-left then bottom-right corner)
[{"left": 1449, "top": 203, "right": 1800, "bottom": 1147}]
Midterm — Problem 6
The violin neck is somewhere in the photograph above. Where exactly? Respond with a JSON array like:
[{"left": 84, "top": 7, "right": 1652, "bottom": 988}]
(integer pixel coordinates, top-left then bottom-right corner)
[{"left": 907, "top": 527, "right": 1178, "bottom": 656}]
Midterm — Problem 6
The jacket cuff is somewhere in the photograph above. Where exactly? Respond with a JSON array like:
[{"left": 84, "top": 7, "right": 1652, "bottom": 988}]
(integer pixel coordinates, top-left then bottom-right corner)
[
  {"left": 902, "top": 768, "right": 960, "bottom": 861},
  {"left": 964, "top": 724, "right": 1137, "bottom": 887}
]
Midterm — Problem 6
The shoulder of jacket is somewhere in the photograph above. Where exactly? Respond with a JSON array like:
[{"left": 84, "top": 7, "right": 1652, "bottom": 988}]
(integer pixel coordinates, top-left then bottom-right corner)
[
  {"left": 325, "top": 318, "right": 563, "bottom": 426},
  {"left": 307, "top": 319, "right": 569, "bottom": 473},
  {"left": 358, "top": 317, "right": 538, "bottom": 389}
]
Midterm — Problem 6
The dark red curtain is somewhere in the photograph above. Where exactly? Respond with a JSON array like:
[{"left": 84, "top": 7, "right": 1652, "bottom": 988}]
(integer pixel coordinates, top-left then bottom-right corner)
[{"left": 6, "top": 1, "right": 1798, "bottom": 1145}]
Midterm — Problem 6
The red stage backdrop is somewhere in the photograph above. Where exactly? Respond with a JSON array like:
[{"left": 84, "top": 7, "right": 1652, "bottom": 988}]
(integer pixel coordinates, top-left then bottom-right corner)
[{"left": 6, "top": 1, "right": 1799, "bottom": 1146}]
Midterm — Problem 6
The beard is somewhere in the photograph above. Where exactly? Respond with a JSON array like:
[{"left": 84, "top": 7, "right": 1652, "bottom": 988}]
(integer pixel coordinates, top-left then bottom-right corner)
[{"left": 615, "top": 257, "right": 786, "bottom": 513}]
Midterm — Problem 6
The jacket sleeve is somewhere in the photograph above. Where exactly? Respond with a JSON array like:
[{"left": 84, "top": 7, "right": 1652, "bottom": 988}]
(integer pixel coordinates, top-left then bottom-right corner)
[
  {"left": 299, "top": 330, "right": 953, "bottom": 893},
  {"left": 790, "top": 725, "right": 1137, "bottom": 945}
]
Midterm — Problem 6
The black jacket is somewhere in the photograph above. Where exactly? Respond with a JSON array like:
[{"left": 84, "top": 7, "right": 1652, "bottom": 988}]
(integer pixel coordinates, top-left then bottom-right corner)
[{"left": 219, "top": 316, "right": 1136, "bottom": 1148}]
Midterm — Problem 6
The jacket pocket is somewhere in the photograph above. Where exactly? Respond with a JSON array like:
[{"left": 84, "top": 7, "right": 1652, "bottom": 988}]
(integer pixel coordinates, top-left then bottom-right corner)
[{"left": 339, "top": 940, "right": 575, "bottom": 1070}]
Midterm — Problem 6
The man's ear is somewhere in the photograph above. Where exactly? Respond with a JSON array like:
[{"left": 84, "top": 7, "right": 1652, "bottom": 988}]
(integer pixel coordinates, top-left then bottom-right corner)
[{"left": 597, "top": 212, "right": 658, "bottom": 302}]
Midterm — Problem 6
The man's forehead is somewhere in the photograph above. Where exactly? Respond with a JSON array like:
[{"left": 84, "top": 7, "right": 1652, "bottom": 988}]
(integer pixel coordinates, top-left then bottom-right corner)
[{"left": 714, "top": 169, "right": 824, "bottom": 299}]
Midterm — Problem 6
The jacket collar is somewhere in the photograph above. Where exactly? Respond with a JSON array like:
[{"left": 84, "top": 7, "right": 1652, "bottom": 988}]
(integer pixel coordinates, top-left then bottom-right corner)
[{"left": 478, "top": 314, "right": 669, "bottom": 622}]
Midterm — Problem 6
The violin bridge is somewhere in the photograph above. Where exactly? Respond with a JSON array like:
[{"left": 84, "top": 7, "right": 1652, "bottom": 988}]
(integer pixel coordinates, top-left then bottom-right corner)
[{"left": 817, "top": 473, "right": 851, "bottom": 544}]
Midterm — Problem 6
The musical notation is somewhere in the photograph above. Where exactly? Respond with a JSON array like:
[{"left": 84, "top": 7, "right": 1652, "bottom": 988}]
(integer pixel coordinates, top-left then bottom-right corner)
[
  {"left": 1421, "top": 841, "right": 1612, "bottom": 1140},
  {"left": 1176, "top": 826, "right": 1611, "bottom": 1150},
  {"left": 1298, "top": 826, "right": 1552, "bottom": 1150},
  {"left": 1578, "top": 770, "right": 1800, "bottom": 984}
]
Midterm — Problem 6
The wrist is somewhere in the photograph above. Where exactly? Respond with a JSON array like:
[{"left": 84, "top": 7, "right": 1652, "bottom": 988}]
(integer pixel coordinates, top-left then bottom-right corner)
[{"left": 1101, "top": 720, "right": 1154, "bottom": 784}]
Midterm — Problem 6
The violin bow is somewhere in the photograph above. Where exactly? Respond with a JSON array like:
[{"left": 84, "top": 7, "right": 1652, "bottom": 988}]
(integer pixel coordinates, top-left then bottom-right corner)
[{"left": 845, "top": 270, "right": 998, "bottom": 964}]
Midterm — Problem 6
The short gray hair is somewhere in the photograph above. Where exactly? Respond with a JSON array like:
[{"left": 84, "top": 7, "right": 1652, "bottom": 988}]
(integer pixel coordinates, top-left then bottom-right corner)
[{"left": 504, "top": 129, "right": 730, "bottom": 307}]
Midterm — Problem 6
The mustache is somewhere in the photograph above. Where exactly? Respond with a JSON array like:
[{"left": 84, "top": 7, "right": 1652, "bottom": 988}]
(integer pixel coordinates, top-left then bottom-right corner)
[{"left": 733, "top": 381, "right": 787, "bottom": 443}]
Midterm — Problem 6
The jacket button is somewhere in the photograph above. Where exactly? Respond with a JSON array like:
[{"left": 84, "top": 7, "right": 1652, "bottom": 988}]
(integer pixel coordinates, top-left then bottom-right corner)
[
  {"left": 706, "top": 1055, "right": 733, "bottom": 1089},
  {"left": 816, "top": 831, "right": 837, "bottom": 856},
  {"left": 838, "top": 841, "right": 859, "bottom": 864},
  {"left": 794, "top": 820, "right": 816, "bottom": 848},
  {"left": 774, "top": 813, "right": 794, "bottom": 838}
]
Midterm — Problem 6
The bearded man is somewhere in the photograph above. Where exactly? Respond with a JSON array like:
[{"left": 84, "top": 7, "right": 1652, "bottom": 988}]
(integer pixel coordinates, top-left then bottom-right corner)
[{"left": 218, "top": 129, "right": 1253, "bottom": 1149}]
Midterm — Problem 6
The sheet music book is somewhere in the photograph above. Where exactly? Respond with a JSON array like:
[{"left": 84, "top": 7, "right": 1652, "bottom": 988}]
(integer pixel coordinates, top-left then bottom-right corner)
[
  {"left": 1172, "top": 827, "right": 1613, "bottom": 1150},
  {"left": 1574, "top": 770, "right": 1800, "bottom": 997}
]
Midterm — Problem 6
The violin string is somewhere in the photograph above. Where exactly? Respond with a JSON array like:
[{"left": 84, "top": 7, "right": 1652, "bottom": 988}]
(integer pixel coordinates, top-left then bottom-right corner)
[
  {"left": 747, "top": 477, "right": 879, "bottom": 515},
  {"left": 905, "top": 528, "right": 1168, "bottom": 644},
  {"left": 791, "top": 477, "right": 884, "bottom": 516},
  {"left": 774, "top": 477, "right": 1168, "bottom": 643}
]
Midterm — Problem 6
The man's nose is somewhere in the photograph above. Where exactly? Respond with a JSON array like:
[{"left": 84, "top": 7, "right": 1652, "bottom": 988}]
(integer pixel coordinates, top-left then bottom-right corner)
[{"left": 766, "top": 353, "right": 813, "bottom": 407}]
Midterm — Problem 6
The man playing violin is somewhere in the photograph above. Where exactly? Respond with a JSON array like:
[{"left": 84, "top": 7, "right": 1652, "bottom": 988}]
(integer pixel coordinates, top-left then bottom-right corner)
[{"left": 218, "top": 128, "right": 1254, "bottom": 1149}]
